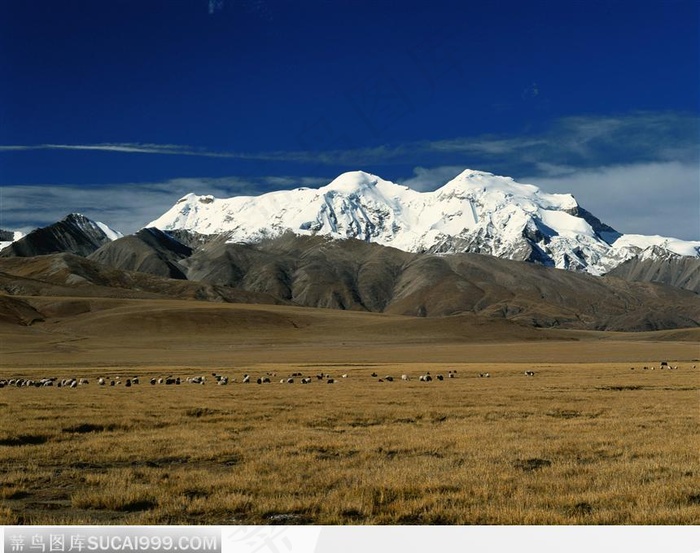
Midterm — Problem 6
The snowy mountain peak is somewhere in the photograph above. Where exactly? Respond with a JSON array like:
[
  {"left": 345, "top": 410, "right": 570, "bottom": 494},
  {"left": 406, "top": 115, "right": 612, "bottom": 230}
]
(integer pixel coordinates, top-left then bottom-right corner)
[
  {"left": 321, "top": 170, "right": 381, "bottom": 193},
  {"left": 147, "top": 169, "right": 700, "bottom": 275},
  {"left": 0, "top": 213, "right": 122, "bottom": 258},
  {"left": 438, "top": 170, "right": 577, "bottom": 212}
]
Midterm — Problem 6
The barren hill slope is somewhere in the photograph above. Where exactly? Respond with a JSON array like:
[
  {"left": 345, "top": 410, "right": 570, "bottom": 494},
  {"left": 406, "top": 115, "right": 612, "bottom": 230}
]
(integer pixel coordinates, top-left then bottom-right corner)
[{"left": 1, "top": 235, "right": 698, "bottom": 331}]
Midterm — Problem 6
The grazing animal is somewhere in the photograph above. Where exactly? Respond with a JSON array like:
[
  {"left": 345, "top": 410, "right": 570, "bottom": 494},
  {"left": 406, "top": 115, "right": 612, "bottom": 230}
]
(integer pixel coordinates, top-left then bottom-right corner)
[
  {"left": 98, "top": 377, "right": 106, "bottom": 385},
  {"left": 384, "top": 376, "right": 394, "bottom": 382},
  {"left": 301, "top": 377, "right": 311, "bottom": 384},
  {"left": 132, "top": 377, "right": 139, "bottom": 385},
  {"left": 125, "top": 379, "right": 132, "bottom": 387},
  {"left": 436, "top": 374, "right": 444, "bottom": 381},
  {"left": 342, "top": 374, "right": 348, "bottom": 378},
  {"left": 524, "top": 371, "right": 535, "bottom": 377},
  {"left": 327, "top": 378, "right": 335, "bottom": 384},
  {"left": 150, "top": 378, "right": 157, "bottom": 385},
  {"left": 256, "top": 378, "right": 263, "bottom": 384},
  {"left": 448, "top": 372, "right": 455, "bottom": 378},
  {"left": 243, "top": 374, "right": 250, "bottom": 384},
  {"left": 371, "top": 372, "right": 378, "bottom": 377},
  {"left": 401, "top": 374, "right": 410, "bottom": 381},
  {"left": 287, "top": 378, "right": 294, "bottom": 384}
]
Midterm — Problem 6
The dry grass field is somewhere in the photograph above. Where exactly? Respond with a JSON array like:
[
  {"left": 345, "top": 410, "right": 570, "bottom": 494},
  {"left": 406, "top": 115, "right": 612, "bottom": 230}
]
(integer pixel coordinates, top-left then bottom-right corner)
[{"left": 1, "top": 299, "right": 699, "bottom": 525}]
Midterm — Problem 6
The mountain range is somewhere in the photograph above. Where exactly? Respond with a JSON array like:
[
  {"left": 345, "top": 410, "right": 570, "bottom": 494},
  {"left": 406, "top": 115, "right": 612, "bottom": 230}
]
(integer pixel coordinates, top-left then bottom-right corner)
[
  {"left": 148, "top": 169, "right": 700, "bottom": 275},
  {"left": 1, "top": 169, "right": 698, "bottom": 332}
]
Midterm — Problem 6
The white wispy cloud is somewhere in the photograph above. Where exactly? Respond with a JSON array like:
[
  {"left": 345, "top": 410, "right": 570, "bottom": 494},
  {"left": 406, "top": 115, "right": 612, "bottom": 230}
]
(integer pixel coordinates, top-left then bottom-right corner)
[{"left": 2, "top": 111, "right": 696, "bottom": 170}]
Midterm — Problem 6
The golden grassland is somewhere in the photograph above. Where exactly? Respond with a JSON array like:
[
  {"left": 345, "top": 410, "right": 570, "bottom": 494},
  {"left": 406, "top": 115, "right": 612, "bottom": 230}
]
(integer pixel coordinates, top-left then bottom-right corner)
[
  {"left": 0, "top": 299, "right": 698, "bottom": 524},
  {"left": 1, "top": 361, "right": 699, "bottom": 525}
]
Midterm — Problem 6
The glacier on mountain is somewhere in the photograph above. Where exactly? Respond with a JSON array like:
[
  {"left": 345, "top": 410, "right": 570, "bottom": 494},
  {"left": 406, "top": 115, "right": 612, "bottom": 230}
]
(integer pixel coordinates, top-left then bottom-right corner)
[{"left": 147, "top": 169, "right": 700, "bottom": 275}]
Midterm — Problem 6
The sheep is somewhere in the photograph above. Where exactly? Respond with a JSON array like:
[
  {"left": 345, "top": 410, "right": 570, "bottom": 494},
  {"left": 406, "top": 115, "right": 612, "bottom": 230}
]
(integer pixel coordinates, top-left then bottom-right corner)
[
  {"left": 401, "top": 374, "right": 410, "bottom": 381},
  {"left": 371, "top": 372, "right": 378, "bottom": 377},
  {"left": 524, "top": 371, "right": 535, "bottom": 377},
  {"left": 327, "top": 378, "right": 335, "bottom": 384},
  {"left": 342, "top": 374, "right": 348, "bottom": 378},
  {"left": 125, "top": 379, "right": 132, "bottom": 387},
  {"left": 150, "top": 378, "right": 157, "bottom": 385},
  {"left": 98, "top": 377, "right": 106, "bottom": 385},
  {"left": 384, "top": 376, "right": 394, "bottom": 382},
  {"left": 79, "top": 378, "right": 89, "bottom": 385},
  {"left": 448, "top": 372, "right": 455, "bottom": 378},
  {"left": 287, "top": 378, "right": 295, "bottom": 384},
  {"left": 436, "top": 374, "right": 444, "bottom": 381},
  {"left": 242, "top": 374, "right": 250, "bottom": 384},
  {"left": 301, "top": 377, "right": 312, "bottom": 384}
]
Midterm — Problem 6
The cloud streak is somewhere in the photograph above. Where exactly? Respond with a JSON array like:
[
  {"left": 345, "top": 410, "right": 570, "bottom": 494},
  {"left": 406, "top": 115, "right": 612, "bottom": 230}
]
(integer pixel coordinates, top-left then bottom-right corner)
[{"left": 3, "top": 111, "right": 696, "bottom": 170}]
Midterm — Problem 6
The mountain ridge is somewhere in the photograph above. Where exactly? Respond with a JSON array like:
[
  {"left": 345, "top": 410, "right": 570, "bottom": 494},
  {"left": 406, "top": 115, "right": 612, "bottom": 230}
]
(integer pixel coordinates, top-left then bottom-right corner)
[
  {"left": 148, "top": 169, "right": 700, "bottom": 275},
  {"left": 4, "top": 232, "right": 697, "bottom": 332}
]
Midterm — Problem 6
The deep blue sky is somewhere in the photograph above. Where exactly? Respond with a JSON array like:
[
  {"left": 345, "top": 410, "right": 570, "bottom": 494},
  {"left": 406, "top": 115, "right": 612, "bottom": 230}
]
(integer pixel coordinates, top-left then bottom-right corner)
[{"left": 1, "top": 0, "right": 698, "bottom": 237}]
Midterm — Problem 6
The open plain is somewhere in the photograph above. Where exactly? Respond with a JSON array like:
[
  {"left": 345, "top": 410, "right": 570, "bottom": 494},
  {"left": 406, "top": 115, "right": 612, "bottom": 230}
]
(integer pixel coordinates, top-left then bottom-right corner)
[{"left": 1, "top": 298, "right": 699, "bottom": 525}]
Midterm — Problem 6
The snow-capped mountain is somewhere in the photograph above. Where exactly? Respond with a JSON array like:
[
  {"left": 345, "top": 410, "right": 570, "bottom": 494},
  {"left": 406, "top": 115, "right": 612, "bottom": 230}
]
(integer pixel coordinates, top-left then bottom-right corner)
[
  {"left": 148, "top": 169, "right": 700, "bottom": 275},
  {"left": 0, "top": 213, "right": 122, "bottom": 258}
]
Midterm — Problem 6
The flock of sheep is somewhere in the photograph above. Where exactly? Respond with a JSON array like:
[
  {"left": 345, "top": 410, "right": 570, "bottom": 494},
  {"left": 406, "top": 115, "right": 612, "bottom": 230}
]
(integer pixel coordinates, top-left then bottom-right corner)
[{"left": 0, "top": 363, "right": 692, "bottom": 390}]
